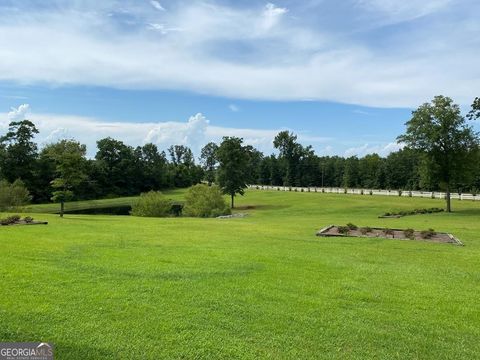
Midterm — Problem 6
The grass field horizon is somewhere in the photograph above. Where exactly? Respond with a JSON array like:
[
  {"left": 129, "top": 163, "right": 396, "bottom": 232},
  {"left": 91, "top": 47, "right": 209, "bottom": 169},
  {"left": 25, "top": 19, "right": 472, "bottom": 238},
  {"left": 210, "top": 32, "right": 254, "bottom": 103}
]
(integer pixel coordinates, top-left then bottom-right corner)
[{"left": 2, "top": 190, "right": 480, "bottom": 359}]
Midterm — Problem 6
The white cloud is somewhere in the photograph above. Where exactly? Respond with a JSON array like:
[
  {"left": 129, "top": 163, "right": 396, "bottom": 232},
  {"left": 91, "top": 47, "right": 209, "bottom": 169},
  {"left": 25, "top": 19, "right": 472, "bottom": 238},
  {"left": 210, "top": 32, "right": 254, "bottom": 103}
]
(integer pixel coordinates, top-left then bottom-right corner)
[
  {"left": 228, "top": 104, "right": 239, "bottom": 112},
  {"left": 7, "top": 104, "right": 30, "bottom": 121},
  {"left": 344, "top": 142, "right": 403, "bottom": 157},
  {"left": 262, "top": 3, "right": 288, "bottom": 30},
  {"left": 357, "top": 0, "right": 452, "bottom": 23},
  {"left": 43, "top": 128, "right": 69, "bottom": 145},
  {"left": 150, "top": 1, "right": 165, "bottom": 11},
  {"left": 0, "top": 1, "right": 477, "bottom": 108},
  {"left": 0, "top": 107, "right": 282, "bottom": 157},
  {"left": 145, "top": 113, "right": 209, "bottom": 153},
  {"left": 0, "top": 105, "right": 404, "bottom": 158}
]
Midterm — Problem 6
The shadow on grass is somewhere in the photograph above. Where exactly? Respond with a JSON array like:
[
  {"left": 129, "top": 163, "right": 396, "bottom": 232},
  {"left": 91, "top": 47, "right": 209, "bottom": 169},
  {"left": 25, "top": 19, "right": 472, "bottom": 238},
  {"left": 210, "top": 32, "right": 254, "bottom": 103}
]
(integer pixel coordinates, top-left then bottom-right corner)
[{"left": 234, "top": 204, "right": 290, "bottom": 211}]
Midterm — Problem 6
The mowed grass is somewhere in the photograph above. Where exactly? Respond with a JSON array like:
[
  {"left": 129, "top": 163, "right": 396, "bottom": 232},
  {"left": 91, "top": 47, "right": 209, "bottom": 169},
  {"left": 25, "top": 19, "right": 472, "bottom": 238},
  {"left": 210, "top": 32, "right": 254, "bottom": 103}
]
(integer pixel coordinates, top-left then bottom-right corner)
[{"left": 1, "top": 190, "right": 480, "bottom": 359}]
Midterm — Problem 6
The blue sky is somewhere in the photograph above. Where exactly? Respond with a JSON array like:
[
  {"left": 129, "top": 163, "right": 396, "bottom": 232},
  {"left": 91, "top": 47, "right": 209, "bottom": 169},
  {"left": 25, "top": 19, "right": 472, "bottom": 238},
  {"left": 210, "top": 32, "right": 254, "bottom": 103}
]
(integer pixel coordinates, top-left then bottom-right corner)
[{"left": 0, "top": 0, "right": 479, "bottom": 157}]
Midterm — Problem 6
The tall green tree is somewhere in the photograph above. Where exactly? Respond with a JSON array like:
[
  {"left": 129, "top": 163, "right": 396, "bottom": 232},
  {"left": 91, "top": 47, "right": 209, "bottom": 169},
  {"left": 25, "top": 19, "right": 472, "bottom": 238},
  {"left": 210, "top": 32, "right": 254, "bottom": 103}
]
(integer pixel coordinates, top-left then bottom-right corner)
[
  {"left": 273, "top": 131, "right": 304, "bottom": 186},
  {"left": 44, "top": 140, "right": 88, "bottom": 217},
  {"left": 137, "top": 143, "right": 168, "bottom": 191},
  {"left": 0, "top": 120, "right": 39, "bottom": 188},
  {"left": 200, "top": 142, "right": 218, "bottom": 185},
  {"left": 216, "top": 137, "right": 249, "bottom": 208},
  {"left": 467, "top": 97, "right": 479, "bottom": 120},
  {"left": 398, "top": 96, "right": 479, "bottom": 212},
  {"left": 95, "top": 137, "right": 136, "bottom": 196}
]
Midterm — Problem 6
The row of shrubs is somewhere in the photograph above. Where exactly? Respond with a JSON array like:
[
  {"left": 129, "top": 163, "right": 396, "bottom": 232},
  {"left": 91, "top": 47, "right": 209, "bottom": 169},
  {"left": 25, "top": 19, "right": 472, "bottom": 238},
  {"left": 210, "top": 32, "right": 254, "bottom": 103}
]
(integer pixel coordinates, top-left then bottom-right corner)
[
  {"left": 131, "top": 184, "right": 231, "bottom": 218},
  {"left": 336, "top": 223, "right": 437, "bottom": 239},
  {"left": 0, "top": 215, "right": 34, "bottom": 226},
  {"left": 382, "top": 208, "right": 444, "bottom": 217}
]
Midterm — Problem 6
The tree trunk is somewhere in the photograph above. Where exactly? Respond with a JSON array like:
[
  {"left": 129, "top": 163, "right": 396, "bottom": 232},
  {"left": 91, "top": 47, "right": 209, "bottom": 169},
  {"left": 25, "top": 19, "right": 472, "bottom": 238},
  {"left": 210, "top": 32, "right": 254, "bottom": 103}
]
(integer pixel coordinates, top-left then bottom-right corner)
[
  {"left": 60, "top": 200, "right": 64, "bottom": 218},
  {"left": 446, "top": 185, "right": 451, "bottom": 213},
  {"left": 231, "top": 193, "right": 234, "bottom": 209}
]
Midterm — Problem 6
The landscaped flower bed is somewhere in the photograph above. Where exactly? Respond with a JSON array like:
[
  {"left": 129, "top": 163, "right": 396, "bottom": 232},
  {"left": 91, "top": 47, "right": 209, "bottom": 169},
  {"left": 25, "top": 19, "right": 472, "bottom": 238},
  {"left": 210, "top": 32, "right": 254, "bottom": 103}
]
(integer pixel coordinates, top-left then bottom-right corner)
[
  {"left": 0, "top": 215, "right": 48, "bottom": 226},
  {"left": 379, "top": 207, "right": 444, "bottom": 218},
  {"left": 316, "top": 224, "right": 463, "bottom": 245}
]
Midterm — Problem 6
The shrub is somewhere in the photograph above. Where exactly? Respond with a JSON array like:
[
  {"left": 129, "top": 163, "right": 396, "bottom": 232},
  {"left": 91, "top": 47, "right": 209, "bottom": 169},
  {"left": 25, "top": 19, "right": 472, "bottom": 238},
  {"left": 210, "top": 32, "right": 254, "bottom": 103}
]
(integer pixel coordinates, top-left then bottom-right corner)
[
  {"left": 0, "top": 180, "right": 32, "bottom": 211},
  {"left": 403, "top": 229, "right": 415, "bottom": 239},
  {"left": 369, "top": 190, "right": 373, "bottom": 195},
  {"left": 130, "top": 191, "right": 172, "bottom": 217},
  {"left": 346, "top": 222, "right": 358, "bottom": 230},
  {"left": 183, "top": 184, "right": 230, "bottom": 218},
  {"left": 360, "top": 227, "right": 372, "bottom": 235},
  {"left": 337, "top": 226, "right": 350, "bottom": 234},
  {"left": 420, "top": 229, "right": 436, "bottom": 239},
  {"left": 23, "top": 216, "right": 34, "bottom": 223},
  {"left": 383, "top": 228, "right": 394, "bottom": 237},
  {"left": 0, "top": 215, "right": 21, "bottom": 225},
  {"left": 322, "top": 188, "right": 325, "bottom": 193}
]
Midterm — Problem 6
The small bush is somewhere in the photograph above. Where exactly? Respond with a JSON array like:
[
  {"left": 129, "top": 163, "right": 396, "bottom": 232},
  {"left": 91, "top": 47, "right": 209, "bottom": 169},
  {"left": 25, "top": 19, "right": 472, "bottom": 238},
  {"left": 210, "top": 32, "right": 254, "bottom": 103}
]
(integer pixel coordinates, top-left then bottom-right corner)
[
  {"left": 337, "top": 226, "right": 350, "bottom": 234},
  {"left": 346, "top": 222, "right": 358, "bottom": 230},
  {"left": 183, "top": 184, "right": 230, "bottom": 218},
  {"left": 420, "top": 229, "right": 436, "bottom": 239},
  {"left": 322, "top": 188, "right": 325, "bottom": 193},
  {"left": 369, "top": 190, "right": 373, "bottom": 195},
  {"left": 301, "top": 188, "right": 304, "bottom": 192},
  {"left": 131, "top": 191, "right": 172, "bottom": 217},
  {"left": 23, "top": 216, "right": 34, "bottom": 223},
  {"left": 0, "top": 180, "right": 32, "bottom": 211},
  {"left": 403, "top": 229, "right": 415, "bottom": 239},
  {"left": 360, "top": 227, "right": 372, "bottom": 235},
  {"left": 383, "top": 228, "right": 394, "bottom": 237},
  {"left": 0, "top": 214, "right": 21, "bottom": 225}
]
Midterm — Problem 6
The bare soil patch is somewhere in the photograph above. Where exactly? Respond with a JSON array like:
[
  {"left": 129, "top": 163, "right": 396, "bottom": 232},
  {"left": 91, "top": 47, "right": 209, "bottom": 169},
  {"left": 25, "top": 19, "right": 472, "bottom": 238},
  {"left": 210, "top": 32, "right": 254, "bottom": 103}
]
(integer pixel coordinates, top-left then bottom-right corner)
[{"left": 317, "top": 225, "right": 463, "bottom": 245}]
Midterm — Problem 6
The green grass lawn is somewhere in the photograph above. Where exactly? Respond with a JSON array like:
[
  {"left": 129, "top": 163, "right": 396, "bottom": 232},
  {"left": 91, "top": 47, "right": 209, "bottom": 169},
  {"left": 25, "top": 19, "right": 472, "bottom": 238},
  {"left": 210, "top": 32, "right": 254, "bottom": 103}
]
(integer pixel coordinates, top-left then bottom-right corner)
[{"left": 1, "top": 190, "right": 480, "bottom": 359}]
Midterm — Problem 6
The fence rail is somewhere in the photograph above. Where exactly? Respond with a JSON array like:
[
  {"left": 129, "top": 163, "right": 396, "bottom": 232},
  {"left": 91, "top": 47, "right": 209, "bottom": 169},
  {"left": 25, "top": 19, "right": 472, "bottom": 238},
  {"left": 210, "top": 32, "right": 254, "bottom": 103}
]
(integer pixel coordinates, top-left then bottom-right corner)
[{"left": 248, "top": 185, "right": 480, "bottom": 201}]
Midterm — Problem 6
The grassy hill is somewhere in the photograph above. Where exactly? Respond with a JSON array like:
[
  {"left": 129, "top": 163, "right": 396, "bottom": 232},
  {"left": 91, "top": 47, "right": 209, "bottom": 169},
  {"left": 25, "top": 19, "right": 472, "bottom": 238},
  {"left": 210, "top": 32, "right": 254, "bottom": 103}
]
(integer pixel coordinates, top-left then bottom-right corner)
[{"left": 1, "top": 190, "right": 480, "bottom": 359}]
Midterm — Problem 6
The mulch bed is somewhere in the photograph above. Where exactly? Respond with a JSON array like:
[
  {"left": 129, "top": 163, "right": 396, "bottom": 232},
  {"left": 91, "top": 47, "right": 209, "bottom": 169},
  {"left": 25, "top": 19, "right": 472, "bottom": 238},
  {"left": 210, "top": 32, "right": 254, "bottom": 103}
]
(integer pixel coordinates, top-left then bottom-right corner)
[{"left": 316, "top": 225, "right": 463, "bottom": 246}]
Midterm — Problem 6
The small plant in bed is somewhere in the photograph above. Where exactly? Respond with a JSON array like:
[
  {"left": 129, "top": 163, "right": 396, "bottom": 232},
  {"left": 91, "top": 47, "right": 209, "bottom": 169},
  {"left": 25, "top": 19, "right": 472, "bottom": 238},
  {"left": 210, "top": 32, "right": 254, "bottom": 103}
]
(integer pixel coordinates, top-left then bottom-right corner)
[
  {"left": 337, "top": 226, "right": 350, "bottom": 235},
  {"left": 360, "top": 227, "right": 372, "bottom": 235},
  {"left": 403, "top": 228, "right": 415, "bottom": 239},
  {"left": 346, "top": 223, "right": 358, "bottom": 230},
  {"left": 420, "top": 229, "right": 436, "bottom": 239},
  {"left": 383, "top": 228, "right": 395, "bottom": 237}
]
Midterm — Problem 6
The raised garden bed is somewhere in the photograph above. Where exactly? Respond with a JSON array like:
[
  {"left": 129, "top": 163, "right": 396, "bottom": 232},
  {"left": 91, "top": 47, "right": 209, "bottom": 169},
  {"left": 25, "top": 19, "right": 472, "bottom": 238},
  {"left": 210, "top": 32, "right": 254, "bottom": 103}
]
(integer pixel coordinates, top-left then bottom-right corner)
[{"left": 316, "top": 225, "right": 463, "bottom": 246}]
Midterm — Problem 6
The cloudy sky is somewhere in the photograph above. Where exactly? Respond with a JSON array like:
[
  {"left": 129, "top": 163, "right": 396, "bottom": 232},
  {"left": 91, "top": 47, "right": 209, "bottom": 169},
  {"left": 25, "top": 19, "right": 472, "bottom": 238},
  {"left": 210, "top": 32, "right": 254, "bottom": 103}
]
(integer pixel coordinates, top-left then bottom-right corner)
[{"left": 0, "top": 0, "right": 479, "bottom": 157}]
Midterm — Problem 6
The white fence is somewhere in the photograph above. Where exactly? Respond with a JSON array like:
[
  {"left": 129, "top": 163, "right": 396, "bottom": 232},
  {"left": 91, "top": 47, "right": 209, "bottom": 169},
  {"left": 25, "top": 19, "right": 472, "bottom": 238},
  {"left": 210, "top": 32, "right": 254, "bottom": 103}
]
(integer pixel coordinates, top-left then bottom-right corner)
[{"left": 248, "top": 185, "right": 480, "bottom": 201}]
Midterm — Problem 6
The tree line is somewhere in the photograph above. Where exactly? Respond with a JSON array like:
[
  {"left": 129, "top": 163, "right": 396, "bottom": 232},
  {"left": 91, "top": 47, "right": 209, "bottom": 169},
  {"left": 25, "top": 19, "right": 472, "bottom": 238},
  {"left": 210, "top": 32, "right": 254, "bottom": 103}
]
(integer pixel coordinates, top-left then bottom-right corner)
[{"left": 0, "top": 95, "right": 479, "bottom": 211}]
